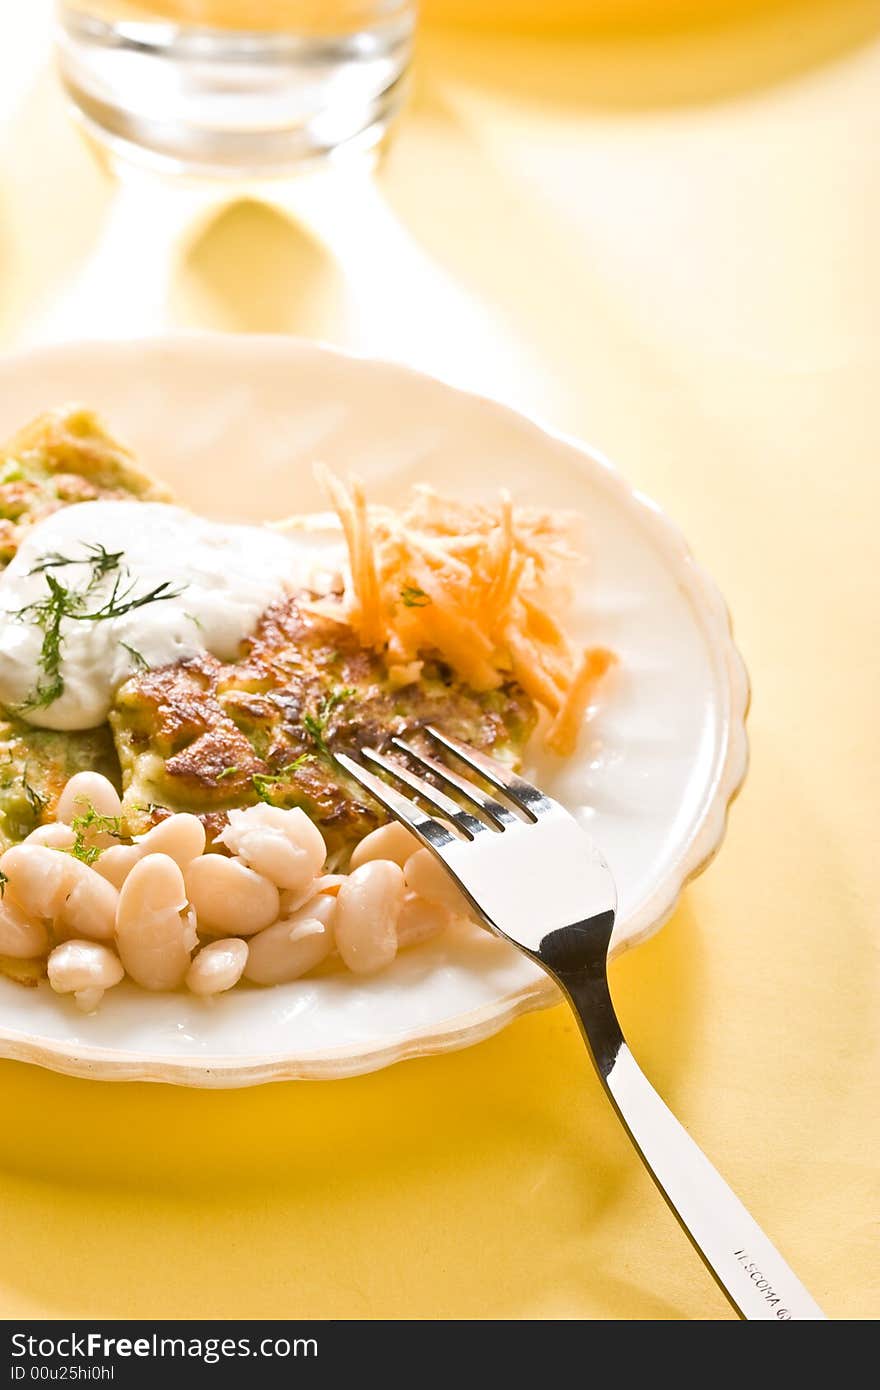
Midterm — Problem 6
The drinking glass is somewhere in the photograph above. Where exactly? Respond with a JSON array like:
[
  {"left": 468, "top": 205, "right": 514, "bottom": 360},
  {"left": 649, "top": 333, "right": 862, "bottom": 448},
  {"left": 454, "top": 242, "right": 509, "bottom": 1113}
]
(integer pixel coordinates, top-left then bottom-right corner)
[{"left": 55, "top": 1, "right": 417, "bottom": 176}]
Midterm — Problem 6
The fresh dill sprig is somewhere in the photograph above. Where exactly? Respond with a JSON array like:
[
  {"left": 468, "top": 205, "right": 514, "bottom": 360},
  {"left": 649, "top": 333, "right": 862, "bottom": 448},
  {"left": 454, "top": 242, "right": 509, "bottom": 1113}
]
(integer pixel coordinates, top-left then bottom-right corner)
[
  {"left": 400, "top": 584, "right": 430, "bottom": 608},
  {"left": 17, "top": 573, "right": 69, "bottom": 709},
  {"left": 28, "top": 542, "right": 124, "bottom": 584},
  {"left": 120, "top": 641, "right": 148, "bottom": 671},
  {"left": 69, "top": 797, "right": 124, "bottom": 866},
  {"left": 22, "top": 772, "right": 47, "bottom": 817},
  {"left": 252, "top": 755, "right": 311, "bottom": 804},
  {"left": 15, "top": 542, "right": 185, "bottom": 709},
  {"left": 77, "top": 572, "right": 185, "bottom": 623},
  {"left": 302, "top": 686, "right": 356, "bottom": 757}
]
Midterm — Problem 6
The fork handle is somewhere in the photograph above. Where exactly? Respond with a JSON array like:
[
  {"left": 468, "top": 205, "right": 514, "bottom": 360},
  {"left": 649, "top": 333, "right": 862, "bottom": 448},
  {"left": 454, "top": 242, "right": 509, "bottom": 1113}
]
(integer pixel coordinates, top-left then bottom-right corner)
[{"left": 560, "top": 971, "right": 827, "bottom": 1320}]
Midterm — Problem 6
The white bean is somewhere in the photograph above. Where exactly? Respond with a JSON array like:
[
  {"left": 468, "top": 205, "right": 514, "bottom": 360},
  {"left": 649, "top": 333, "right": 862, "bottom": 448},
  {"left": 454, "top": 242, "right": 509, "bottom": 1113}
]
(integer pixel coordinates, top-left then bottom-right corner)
[
  {"left": 56, "top": 862, "right": 119, "bottom": 942},
  {"left": 56, "top": 772, "right": 122, "bottom": 848},
  {"left": 185, "top": 938, "right": 248, "bottom": 996},
  {"left": 403, "top": 848, "right": 471, "bottom": 918},
  {"left": 184, "top": 854, "right": 280, "bottom": 936},
  {"left": 244, "top": 894, "right": 336, "bottom": 986},
  {"left": 335, "top": 860, "right": 403, "bottom": 975},
  {"left": 134, "top": 814, "right": 206, "bottom": 868},
  {"left": 56, "top": 771, "right": 121, "bottom": 823},
  {"left": 397, "top": 891, "right": 451, "bottom": 950},
  {"left": 47, "top": 939, "right": 123, "bottom": 1012},
  {"left": 92, "top": 815, "right": 206, "bottom": 889},
  {"left": 217, "top": 804, "right": 326, "bottom": 893},
  {"left": 0, "top": 894, "right": 49, "bottom": 957},
  {"left": 24, "top": 823, "right": 76, "bottom": 849},
  {"left": 116, "top": 853, "right": 197, "bottom": 990},
  {"left": 92, "top": 843, "right": 142, "bottom": 889},
  {"left": 349, "top": 821, "right": 419, "bottom": 871},
  {"left": 0, "top": 844, "right": 78, "bottom": 920}
]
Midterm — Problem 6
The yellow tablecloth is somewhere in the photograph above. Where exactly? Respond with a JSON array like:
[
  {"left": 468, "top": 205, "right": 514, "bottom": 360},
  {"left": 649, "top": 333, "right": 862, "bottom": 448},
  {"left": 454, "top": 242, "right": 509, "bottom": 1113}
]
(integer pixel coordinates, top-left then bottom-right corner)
[{"left": 0, "top": 1, "right": 876, "bottom": 1321}]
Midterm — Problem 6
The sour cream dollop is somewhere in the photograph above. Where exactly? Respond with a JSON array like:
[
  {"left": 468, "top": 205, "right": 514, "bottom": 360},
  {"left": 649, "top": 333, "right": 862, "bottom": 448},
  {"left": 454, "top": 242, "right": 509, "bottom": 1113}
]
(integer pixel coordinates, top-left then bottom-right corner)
[{"left": 0, "top": 501, "right": 337, "bottom": 731}]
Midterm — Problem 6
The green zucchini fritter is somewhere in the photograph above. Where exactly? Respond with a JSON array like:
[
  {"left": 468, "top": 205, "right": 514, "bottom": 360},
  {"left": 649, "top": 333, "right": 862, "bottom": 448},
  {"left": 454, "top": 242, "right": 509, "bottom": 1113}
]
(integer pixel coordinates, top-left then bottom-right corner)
[
  {"left": 0, "top": 406, "right": 172, "bottom": 571},
  {"left": 0, "top": 407, "right": 172, "bottom": 847},
  {"left": 111, "top": 595, "right": 536, "bottom": 859},
  {"left": 0, "top": 714, "right": 119, "bottom": 850}
]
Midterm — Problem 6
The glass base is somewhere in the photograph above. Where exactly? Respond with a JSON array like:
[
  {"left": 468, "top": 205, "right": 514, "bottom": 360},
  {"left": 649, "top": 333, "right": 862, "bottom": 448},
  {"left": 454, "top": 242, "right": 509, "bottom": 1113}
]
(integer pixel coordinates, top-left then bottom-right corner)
[{"left": 56, "top": 11, "right": 414, "bottom": 178}]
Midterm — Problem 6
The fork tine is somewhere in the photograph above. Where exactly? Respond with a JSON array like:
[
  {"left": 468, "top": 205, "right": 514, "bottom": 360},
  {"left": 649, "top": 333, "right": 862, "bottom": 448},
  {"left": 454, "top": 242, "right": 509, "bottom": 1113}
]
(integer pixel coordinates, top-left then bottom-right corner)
[
  {"left": 425, "top": 725, "right": 551, "bottom": 820},
  {"left": 333, "top": 751, "right": 456, "bottom": 850},
  {"left": 391, "top": 737, "right": 521, "bottom": 828},
  {"left": 361, "top": 746, "right": 488, "bottom": 840}
]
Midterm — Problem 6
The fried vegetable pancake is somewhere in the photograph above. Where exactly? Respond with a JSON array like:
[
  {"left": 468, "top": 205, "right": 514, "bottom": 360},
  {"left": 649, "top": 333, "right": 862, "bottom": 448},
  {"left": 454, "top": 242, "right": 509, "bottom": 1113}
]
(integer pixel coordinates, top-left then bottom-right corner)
[
  {"left": 111, "top": 595, "right": 537, "bottom": 859},
  {"left": 0, "top": 408, "right": 172, "bottom": 846},
  {"left": 0, "top": 406, "right": 172, "bottom": 572},
  {"left": 0, "top": 714, "right": 119, "bottom": 850}
]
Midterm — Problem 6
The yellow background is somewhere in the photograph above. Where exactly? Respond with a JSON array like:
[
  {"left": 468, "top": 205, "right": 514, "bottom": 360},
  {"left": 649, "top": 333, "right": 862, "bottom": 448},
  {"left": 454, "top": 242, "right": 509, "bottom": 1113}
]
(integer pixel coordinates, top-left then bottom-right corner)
[{"left": 1, "top": 0, "right": 878, "bottom": 1320}]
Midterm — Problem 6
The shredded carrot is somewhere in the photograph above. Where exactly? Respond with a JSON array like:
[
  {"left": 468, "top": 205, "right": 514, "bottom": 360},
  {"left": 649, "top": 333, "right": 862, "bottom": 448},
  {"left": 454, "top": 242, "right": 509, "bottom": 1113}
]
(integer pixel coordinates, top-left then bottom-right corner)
[
  {"left": 350, "top": 475, "right": 383, "bottom": 648},
  {"left": 520, "top": 594, "right": 570, "bottom": 652},
  {"left": 546, "top": 648, "right": 617, "bottom": 754},
  {"left": 506, "top": 631, "right": 567, "bottom": 713},
  {"left": 307, "top": 467, "right": 615, "bottom": 754}
]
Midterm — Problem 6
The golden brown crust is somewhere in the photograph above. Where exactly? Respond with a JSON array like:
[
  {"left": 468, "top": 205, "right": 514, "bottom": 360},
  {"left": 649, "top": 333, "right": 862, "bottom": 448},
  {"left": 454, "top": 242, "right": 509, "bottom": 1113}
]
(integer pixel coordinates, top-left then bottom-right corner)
[
  {"left": 3, "top": 406, "right": 173, "bottom": 501},
  {"left": 111, "top": 594, "right": 537, "bottom": 855}
]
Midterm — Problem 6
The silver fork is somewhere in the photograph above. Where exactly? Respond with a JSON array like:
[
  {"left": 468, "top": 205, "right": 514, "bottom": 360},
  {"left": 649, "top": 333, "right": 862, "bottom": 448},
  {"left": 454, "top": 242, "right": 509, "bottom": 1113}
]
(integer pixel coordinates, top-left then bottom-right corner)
[{"left": 335, "top": 727, "right": 826, "bottom": 1321}]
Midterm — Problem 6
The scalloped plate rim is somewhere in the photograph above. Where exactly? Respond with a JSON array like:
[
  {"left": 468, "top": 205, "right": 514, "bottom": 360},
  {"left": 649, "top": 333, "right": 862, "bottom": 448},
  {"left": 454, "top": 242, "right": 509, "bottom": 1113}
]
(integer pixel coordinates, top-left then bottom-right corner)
[{"left": 0, "top": 334, "right": 750, "bottom": 1086}]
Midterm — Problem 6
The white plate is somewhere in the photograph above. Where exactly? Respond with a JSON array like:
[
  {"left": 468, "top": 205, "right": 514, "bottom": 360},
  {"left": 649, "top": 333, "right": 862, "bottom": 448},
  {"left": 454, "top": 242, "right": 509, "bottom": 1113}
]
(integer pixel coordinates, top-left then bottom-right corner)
[{"left": 0, "top": 336, "right": 748, "bottom": 1086}]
